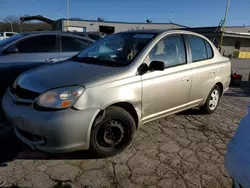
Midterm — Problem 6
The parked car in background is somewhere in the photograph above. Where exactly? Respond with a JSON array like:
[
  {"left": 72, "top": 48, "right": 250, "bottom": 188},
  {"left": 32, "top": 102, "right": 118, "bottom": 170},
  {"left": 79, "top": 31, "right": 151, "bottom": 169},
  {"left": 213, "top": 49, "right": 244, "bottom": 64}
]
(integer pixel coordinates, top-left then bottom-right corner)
[
  {"left": 0, "top": 32, "right": 18, "bottom": 40},
  {"left": 225, "top": 106, "right": 250, "bottom": 188},
  {"left": 87, "top": 32, "right": 106, "bottom": 40},
  {"left": 2, "top": 30, "right": 231, "bottom": 157},
  {"left": 0, "top": 31, "right": 94, "bottom": 96},
  {"left": 72, "top": 31, "right": 106, "bottom": 41}
]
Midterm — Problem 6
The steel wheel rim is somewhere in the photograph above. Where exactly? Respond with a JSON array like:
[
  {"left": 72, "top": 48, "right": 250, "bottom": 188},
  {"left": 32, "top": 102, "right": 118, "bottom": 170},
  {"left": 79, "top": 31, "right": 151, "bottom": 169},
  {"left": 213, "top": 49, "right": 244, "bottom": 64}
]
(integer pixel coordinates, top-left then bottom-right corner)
[
  {"left": 96, "top": 119, "right": 125, "bottom": 150},
  {"left": 209, "top": 89, "right": 219, "bottom": 110}
]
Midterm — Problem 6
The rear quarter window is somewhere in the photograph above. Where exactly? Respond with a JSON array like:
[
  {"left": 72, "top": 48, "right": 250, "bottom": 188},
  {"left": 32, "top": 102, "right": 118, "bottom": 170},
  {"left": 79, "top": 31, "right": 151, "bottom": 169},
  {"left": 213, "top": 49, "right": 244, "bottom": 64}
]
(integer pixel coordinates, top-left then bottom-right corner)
[
  {"left": 204, "top": 40, "right": 213, "bottom": 59},
  {"left": 6, "top": 33, "right": 14, "bottom": 37},
  {"left": 187, "top": 35, "right": 210, "bottom": 62}
]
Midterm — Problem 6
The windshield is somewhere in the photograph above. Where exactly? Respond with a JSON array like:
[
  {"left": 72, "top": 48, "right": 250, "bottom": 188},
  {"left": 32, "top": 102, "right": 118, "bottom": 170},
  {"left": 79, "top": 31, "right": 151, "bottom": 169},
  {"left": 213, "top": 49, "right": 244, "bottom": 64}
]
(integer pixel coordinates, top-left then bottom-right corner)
[
  {"left": 0, "top": 33, "right": 23, "bottom": 48},
  {"left": 76, "top": 33, "right": 156, "bottom": 66}
]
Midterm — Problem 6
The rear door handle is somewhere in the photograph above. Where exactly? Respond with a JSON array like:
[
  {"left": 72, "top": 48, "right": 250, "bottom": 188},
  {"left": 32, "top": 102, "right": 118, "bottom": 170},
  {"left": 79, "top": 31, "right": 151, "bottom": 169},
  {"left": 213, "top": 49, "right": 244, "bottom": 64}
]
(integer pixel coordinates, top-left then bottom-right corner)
[
  {"left": 182, "top": 77, "right": 190, "bottom": 82},
  {"left": 45, "top": 58, "right": 57, "bottom": 63}
]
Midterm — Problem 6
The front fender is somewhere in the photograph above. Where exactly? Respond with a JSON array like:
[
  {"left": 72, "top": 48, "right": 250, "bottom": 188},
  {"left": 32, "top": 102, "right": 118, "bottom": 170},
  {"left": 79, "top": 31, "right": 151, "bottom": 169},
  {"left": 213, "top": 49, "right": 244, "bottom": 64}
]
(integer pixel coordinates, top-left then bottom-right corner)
[{"left": 73, "top": 76, "right": 142, "bottom": 125}]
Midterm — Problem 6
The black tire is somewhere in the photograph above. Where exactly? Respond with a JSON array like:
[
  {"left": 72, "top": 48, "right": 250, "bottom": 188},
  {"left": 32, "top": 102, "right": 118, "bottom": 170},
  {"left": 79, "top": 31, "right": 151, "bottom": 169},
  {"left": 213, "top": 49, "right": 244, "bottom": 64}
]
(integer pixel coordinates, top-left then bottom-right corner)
[
  {"left": 90, "top": 106, "right": 136, "bottom": 157},
  {"left": 200, "top": 85, "right": 221, "bottom": 114}
]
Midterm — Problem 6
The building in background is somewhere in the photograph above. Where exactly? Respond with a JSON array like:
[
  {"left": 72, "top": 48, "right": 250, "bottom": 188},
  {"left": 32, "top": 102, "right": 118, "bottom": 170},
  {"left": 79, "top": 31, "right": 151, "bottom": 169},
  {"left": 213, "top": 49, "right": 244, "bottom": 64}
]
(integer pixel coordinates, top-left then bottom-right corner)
[
  {"left": 54, "top": 18, "right": 186, "bottom": 33},
  {"left": 18, "top": 15, "right": 250, "bottom": 58},
  {"left": 185, "top": 26, "right": 250, "bottom": 57}
]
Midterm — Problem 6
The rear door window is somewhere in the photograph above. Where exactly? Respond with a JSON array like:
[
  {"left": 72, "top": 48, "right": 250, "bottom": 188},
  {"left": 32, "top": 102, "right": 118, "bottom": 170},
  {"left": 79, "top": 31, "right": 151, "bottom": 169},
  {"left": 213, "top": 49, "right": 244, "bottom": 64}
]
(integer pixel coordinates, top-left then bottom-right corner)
[
  {"left": 187, "top": 35, "right": 208, "bottom": 62},
  {"left": 61, "top": 36, "right": 91, "bottom": 52},
  {"left": 15, "top": 35, "right": 57, "bottom": 53}
]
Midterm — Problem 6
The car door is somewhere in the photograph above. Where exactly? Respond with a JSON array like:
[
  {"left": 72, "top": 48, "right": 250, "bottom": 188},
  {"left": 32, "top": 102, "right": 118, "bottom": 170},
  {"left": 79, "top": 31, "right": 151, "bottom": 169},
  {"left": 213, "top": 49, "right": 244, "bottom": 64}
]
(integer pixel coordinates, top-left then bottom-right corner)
[
  {"left": 141, "top": 34, "right": 192, "bottom": 123},
  {"left": 184, "top": 35, "right": 217, "bottom": 107},
  {"left": 57, "top": 35, "right": 92, "bottom": 61},
  {"left": 0, "top": 34, "right": 58, "bottom": 64},
  {"left": 0, "top": 34, "right": 58, "bottom": 96}
]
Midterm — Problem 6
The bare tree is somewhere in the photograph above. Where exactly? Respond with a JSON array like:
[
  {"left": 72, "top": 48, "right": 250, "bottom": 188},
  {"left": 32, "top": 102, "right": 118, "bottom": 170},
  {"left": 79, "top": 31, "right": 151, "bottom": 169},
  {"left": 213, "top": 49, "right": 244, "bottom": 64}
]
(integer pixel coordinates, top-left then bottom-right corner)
[
  {"left": 4, "top": 15, "right": 19, "bottom": 23},
  {"left": 0, "top": 15, "right": 52, "bottom": 32},
  {"left": 2, "top": 16, "right": 20, "bottom": 32}
]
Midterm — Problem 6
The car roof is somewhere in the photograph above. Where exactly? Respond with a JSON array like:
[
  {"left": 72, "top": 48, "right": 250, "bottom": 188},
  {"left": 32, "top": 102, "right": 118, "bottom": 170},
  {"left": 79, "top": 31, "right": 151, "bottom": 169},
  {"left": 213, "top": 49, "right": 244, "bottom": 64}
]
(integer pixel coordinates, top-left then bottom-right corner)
[
  {"left": 121, "top": 29, "right": 167, "bottom": 34},
  {"left": 19, "top": 31, "right": 95, "bottom": 41},
  {"left": 122, "top": 29, "right": 202, "bottom": 34},
  {"left": 21, "top": 31, "right": 77, "bottom": 35},
  {"left": 121, "top": 29, "right": 210, "bottom": 39}
]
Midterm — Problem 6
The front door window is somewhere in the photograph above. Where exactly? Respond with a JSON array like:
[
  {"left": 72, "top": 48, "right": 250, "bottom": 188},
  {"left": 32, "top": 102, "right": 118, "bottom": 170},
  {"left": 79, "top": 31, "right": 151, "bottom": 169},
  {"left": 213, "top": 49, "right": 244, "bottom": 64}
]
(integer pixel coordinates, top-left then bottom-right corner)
[{"left": 145, "top": 34, "right": 187, "bottom": 68}]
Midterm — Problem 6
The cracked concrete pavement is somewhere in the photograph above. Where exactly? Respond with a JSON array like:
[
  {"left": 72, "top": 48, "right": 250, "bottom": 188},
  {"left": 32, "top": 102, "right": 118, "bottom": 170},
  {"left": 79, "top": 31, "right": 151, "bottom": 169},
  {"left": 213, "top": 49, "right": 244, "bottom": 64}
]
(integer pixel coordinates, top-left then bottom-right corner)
[{"left": 0, "top": 86, "right": 249, "bottom": 188}]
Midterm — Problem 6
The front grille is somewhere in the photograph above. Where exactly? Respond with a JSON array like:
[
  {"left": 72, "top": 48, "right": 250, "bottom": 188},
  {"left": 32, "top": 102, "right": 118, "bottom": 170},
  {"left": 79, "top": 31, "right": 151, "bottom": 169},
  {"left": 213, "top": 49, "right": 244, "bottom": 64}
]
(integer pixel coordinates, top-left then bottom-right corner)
[{"left": 10, "top": 86, "right": 40, "bottom": 100}]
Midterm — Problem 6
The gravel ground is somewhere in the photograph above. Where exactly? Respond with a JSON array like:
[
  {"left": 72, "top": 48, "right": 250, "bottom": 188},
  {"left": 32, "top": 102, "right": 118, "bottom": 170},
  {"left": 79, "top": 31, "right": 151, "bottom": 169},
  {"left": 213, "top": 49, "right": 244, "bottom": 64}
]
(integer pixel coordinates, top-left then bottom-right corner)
[{"left": 0, "top": 86, "right": 249, "bottom": 188}]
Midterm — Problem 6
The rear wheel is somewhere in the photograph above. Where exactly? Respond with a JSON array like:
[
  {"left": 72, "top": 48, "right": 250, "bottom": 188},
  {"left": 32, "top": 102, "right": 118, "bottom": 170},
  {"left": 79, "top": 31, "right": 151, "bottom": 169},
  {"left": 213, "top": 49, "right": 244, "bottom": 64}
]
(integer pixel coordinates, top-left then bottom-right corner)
[
  {"left": 90, "top": 106, "right": 136, "bottom": 157},
  {"left": 200, "top": 85, "right": 221, "bottom": 114}
]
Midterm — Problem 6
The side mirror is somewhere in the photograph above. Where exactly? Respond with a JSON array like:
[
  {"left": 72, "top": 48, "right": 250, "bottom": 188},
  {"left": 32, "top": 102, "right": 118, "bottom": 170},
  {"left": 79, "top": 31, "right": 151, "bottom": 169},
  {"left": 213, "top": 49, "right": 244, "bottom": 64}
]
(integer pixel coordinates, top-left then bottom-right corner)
[
  {"left": 137, "top": 63, "right": 149, "bottom": 75},
  {"left": 4, "top": 46, "right": 18, "bottom": 54},
  {"left": 149, "top": 61, "right": 165, "bottom": 71}
]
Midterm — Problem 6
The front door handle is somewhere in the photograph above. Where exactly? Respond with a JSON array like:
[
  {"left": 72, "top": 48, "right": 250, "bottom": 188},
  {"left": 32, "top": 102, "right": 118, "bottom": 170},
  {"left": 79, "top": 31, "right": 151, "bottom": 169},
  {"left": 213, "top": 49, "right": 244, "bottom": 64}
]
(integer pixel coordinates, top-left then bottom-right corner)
[
  {"left": 45, "top": 58, "right": 57, "bottom": 63},
  {"left": 211, "top": 71, "right": 216, "bottom": 75},
  {"left": 182, "top": 77, "right": 190, "bottom": 82}
]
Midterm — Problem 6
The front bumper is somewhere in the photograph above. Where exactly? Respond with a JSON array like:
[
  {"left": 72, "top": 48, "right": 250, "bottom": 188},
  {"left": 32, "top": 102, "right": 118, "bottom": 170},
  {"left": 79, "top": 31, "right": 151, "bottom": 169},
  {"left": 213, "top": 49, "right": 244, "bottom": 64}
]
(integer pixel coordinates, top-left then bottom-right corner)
[{"left": 2, "top": 89, "right": 100, "bottom": 153}]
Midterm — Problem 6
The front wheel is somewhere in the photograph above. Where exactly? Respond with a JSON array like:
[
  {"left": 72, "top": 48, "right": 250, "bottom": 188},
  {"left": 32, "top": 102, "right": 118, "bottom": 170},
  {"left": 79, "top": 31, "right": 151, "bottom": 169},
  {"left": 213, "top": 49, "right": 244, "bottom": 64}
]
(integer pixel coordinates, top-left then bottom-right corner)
[
  {"left": 200, "top": 85, "right": 221, "bottom": 114},
  {"left": 89, "top": 106, "right": 136, "bottom": 157}
]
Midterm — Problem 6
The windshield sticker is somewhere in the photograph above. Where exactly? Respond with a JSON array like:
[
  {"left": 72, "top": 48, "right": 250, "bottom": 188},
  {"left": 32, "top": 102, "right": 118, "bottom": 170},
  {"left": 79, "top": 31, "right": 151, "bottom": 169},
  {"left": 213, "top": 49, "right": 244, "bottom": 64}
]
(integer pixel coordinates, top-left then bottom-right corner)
[{"left": 133, "top": 34, "right": 154, "bottom": 39}]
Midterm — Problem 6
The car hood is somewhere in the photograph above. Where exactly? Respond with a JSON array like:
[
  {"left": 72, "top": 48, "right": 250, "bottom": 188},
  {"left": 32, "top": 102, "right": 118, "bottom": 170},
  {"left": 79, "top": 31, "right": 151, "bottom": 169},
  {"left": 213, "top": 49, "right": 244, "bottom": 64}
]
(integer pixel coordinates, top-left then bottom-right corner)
[{"left": 17, "top": 60, "right": 121, "bottom": 93}]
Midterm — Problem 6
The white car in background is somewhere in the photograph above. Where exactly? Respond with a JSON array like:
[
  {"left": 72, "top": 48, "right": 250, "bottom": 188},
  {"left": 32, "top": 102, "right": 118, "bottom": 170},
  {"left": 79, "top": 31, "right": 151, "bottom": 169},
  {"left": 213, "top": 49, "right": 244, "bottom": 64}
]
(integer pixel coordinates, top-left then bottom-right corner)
[{"left": 0, "top": 32, "right": 17, "bottom": 40}]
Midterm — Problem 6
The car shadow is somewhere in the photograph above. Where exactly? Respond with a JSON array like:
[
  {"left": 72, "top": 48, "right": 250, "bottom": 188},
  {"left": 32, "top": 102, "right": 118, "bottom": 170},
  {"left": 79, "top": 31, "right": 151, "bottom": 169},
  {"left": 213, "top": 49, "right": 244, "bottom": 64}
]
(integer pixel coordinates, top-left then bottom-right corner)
[
  {"left": 177, "top": 108, "right": 202, "bottom": 115},
  {"left": 225, "top": 81, "right": 250, "bottom": 97},
  {"left": 1, "top": 179, "right": 75, "bottom": 188}
]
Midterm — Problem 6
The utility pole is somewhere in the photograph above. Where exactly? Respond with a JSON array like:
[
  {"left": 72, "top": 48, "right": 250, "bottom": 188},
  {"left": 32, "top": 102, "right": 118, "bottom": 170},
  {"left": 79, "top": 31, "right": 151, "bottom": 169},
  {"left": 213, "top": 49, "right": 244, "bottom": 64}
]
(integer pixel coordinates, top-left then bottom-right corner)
[
  {"left": 5, "top": 19, "right": 13, "bottom": 32},
  {"left": 0, "top": 18, "right": 14, "bottom": 32},
  {"left": 58, "top": 9, "right": 61, "bottom": 19},
  {"left": 10, "top": 19, "right": 13, "bottom": 32},
  {"left": 67, "top": 0, "right": 70, "bottom": 31},
  {"left": 219, "top": 0, "right": 230, "bottom": 51},
  {"left": 19, "top": 15, "right": 22, "bottom": 33},
  {"left": 169, "top": 10, "right": 173, "bottom": 26}
]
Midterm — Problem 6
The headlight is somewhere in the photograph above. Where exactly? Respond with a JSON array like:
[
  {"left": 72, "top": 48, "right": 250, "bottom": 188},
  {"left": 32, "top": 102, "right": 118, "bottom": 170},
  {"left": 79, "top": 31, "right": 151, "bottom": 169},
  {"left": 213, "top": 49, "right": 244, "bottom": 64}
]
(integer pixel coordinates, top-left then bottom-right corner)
[{"left": 36, "top": 86, "right": 85, "bottom": 109}]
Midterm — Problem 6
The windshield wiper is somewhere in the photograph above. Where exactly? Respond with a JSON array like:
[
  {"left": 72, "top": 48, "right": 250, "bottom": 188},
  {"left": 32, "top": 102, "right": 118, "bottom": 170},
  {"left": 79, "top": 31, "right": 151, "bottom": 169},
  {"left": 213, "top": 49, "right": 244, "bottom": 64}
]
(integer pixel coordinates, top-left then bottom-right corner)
[
  {"left": 71, "top": 56, "right": 101, "bottom": 62},
  {"left": 72, "top": 56, "right": 126, "bottom": 67}
]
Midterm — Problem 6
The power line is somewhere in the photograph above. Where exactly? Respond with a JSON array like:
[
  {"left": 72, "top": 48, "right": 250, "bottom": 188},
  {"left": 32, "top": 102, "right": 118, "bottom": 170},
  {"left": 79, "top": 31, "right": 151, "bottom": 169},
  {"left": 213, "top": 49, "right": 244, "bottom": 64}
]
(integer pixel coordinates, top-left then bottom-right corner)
[
  {"left": 220, "top": 0, "right": 230, "bottom": 50},
  {"left": 230, "top": 0, "right": 250, "bottom": 3}
]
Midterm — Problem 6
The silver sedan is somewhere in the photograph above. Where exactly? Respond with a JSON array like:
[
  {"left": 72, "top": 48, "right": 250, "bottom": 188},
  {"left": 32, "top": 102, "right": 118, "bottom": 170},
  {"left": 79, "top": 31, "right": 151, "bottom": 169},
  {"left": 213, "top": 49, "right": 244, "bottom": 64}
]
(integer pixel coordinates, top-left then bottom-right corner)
[{"left": 2, "top": 29, "right": 231, "bottom": 157}]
